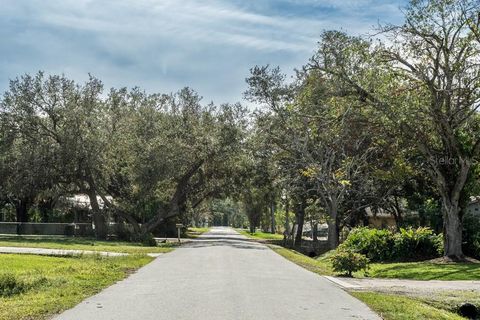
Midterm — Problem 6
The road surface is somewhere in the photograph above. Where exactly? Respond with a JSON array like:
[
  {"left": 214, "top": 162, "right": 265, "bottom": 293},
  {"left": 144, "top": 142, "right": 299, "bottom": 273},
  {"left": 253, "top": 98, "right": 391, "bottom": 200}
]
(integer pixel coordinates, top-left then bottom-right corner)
[{"left": 54, "top": 227, "right": 380, "bottom": 320}]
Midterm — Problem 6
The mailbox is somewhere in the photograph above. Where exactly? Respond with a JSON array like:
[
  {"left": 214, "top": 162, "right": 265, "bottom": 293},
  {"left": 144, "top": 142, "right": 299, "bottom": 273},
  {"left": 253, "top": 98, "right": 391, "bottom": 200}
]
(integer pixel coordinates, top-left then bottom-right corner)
[{"left": 175, "top": 223, "right": 183, "bottom": 242}]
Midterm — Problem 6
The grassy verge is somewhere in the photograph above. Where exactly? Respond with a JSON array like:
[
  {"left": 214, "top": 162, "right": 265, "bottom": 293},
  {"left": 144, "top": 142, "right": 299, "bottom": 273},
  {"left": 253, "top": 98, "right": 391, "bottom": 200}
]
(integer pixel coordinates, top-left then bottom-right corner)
[
  {"left": 270, "top": 246, "right": 477, "bottom": 319},
  {"left": 0, "top": 253, "right": 153, "bottom": 320},
  {"left": 269, "top": 246, "right": 334, "bottom": 276},
  {"left": 351, "top": 292, "right": 463, "bottom": 320},
  {"left": 0, "top": 236, "right": 173, "bottom": 254},
  {"left": 269, "top": 246, "right": 480, "bottom": 281},
  {"left": 185, "top": 227, "right": 210, "bottom": 238},
  {"left": 364, "top": 261, "right": 480, "bottom": 281},
  {"left": 237, "top": 229, "right": 284, "bottom": 241}
]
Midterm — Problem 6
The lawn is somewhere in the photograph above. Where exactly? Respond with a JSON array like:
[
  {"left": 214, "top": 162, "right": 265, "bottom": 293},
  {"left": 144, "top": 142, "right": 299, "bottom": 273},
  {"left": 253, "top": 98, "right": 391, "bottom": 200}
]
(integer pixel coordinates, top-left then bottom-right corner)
[
  {"left": 270, "top": 246, "right": 480, "bottom": 281},
  {"left": 270, "top": 246, "right": 479, "bottom": 319},
  {"left": 351, "top": 292, "right": 463, "bottom": 320},
  {"left": 0, "top": 236, "right": 174, "bottom": 254},
  {"left": 365, "top": 261, "right": 480, "bottom": 281},
  {"left": 0, "top": 253, "right": 153, "bottom": 320},
  {"left": 237, "top": 229, "right": 284, "bottom": 241},
  {"left": 415, "top": 290, "right": 480, "bottom": 315}
]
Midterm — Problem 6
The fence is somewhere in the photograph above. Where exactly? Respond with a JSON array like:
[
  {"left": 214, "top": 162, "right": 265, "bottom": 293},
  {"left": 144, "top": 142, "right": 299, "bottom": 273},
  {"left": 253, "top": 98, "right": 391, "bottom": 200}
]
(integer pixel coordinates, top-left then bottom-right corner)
[{"left": 0, "top": 222, "right": 94, "bottom": 237}]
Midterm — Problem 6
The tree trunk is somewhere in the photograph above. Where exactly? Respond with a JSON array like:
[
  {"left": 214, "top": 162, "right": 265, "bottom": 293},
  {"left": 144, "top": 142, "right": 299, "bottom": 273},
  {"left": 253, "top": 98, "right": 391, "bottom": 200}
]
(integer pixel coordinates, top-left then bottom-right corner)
[
  {"left": 434, "top": 160, "right": 469, "bottom": 260},
  {"left": 442, "top": 200, "right": 464, "bottom": 259},
  {"left": 327, "top": 200, "right": 339, "bottom": 249},
  {"left": 291, "top": 223, "right": 297, "bottom": 247},
  {"left": 294, "top": 198, "right": 306, "bottom": 246},
  {"left": 87, "top": 190, "right": 107, "bottom": 240},
  {"left": 284, "top": 196, "right": 290, "bottom": 235},
  {"left": 15, "top": 199, "right": 29, "bottom": 223},
  {"left": 392, "top": 195, "right": 403, "bottom": 230},
  {"left": 312, "top": 222, "right": 318, "bottom": 242},
  {"left": 15, "top": 198, "right": 30, "bottom": 235},
  {"left": 270, "top": 201, "right": 275, "bottom": 234}
]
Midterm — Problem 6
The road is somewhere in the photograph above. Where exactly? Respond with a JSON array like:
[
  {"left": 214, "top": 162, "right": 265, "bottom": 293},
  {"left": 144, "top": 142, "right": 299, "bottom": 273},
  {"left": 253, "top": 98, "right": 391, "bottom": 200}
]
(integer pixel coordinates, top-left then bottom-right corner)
[{"left": 54, "top": 227, "right": 380, "bottom": 320}]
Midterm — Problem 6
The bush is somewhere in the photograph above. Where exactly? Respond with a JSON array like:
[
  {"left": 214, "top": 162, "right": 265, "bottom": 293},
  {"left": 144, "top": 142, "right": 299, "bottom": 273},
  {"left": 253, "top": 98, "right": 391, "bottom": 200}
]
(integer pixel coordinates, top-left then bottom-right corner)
[
  {"left": 341, "top": 227, "right": 395, "bottom": 261},
  {"left": 342, "top": 227, "right": 443, "bottom": 262},
  {"left": 0, "top": 274, "right": 27, "bottom": 297},
  {"left": 114, "top": 223, "right": 135, "bottom": 242},
  {"left": 393, "top": 227, "right": 444, "bottom": 260},
  {"left": 331, "top": 248, "right": 369, "bottom": 277},
  {"left": 140, "top": 232, "right": 157, "bottom": 247}
]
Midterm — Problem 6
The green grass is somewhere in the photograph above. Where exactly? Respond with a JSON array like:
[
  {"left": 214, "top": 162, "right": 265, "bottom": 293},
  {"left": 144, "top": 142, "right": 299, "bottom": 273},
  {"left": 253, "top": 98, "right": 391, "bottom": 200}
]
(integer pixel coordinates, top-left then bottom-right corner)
[
  {"left": 0, "top": 253, "right": 153, "bottom": 320},
  {"left": 270, "top": 246, "right": 480, "bottom": 280},
  {"left": 0, "top": 236, "right": 173, "bottom": 254},
  {"left": 237, "top": 229, "right": 284, "bottom": 241},
  {"left": 186, "top": 227, "right": 210, "bottom": 238},
  {"left": 363, "top": 261, "right": 480, "bottom": 281},
  {"left": 269, "top": 246, "right": 334, "bottom": 275},
  {"left": 271, "top": 246, "right": 478, "bottom": 319},
  {"left": 351, "top": 292, "right": 463, "bottom": 320},
  {"left": 414, "top": 290, "right": 480, "bottom": 314}
]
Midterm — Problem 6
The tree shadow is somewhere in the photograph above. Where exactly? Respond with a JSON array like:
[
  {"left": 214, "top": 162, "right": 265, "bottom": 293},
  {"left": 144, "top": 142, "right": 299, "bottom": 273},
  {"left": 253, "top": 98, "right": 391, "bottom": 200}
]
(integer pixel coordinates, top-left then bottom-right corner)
[{"left": 182, "top": 236, "right": 268, "bottom": 250}]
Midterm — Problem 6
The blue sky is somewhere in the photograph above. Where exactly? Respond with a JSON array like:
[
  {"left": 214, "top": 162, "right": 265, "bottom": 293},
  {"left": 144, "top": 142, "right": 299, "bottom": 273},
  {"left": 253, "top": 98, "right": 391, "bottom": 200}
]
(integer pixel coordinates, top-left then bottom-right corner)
[{"left": 0, "top": 0, "right": 406, "bottom": 104}]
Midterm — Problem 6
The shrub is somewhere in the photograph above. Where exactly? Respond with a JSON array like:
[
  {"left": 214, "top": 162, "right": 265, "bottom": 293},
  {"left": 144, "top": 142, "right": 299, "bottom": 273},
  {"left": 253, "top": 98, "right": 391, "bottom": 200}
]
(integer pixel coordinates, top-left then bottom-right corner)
[
  {"left": 342, "top": 227, "right": 443, "bottom": 262},
  {"left": 341, "top": 227, "right": 395, "bottom": 261},
  {"left": 393, "top": 227, "right": 444, "bottom": 260},
  {"left": 0, "top": 273, "right": 27, "bottom": 297},
  {"left": 114, "top": 223, "right": 135, "bottom": 242},
  {"left": 140, "top": 232, "right": 157, "bottom": 247},
  {"left": 331, "top": 248, "right": 369, "bottom": 277}
]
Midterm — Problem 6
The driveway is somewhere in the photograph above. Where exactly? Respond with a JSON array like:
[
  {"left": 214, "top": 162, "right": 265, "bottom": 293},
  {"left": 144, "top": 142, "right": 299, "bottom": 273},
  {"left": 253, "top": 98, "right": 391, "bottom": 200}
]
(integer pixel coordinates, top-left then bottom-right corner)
[{"left": 54, "top": 227, "right": 380, "bottom": 320}]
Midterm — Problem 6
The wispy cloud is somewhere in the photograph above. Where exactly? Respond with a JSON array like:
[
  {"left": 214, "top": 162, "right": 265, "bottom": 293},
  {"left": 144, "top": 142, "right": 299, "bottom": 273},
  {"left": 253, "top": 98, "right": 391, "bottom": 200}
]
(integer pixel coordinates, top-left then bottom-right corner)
[{"left": 0, "top": 0, "right": 405, "bottom": 103}]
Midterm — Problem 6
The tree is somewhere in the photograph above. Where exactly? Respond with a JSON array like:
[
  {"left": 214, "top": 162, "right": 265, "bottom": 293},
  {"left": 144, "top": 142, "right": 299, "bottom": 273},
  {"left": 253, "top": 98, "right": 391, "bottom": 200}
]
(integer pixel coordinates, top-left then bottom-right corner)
[
  {"left": 98, "top": 88, "right": 247, "bottom": 237},
  {"left": 1, "top": 73, "right": 112, "bottom": 238},
  {"left": 311, "top": 0, "right": 480, "bottom": 259},
  {"left": 1, "top": 72, "right": 247, "bottom": 240}
]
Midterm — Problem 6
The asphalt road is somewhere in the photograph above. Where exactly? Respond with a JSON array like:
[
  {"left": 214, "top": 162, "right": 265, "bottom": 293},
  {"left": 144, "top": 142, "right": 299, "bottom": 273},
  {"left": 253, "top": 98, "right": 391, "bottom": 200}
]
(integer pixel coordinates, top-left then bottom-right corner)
[{"left": 54, "top": 227, "right": 380, "bottom": 320}]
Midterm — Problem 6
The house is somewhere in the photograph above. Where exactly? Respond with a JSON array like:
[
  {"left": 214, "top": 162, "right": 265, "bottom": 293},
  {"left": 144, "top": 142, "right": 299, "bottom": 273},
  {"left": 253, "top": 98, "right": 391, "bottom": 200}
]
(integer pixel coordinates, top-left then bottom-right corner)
[{"left": 466, "top": 197, "right": 480, "bottom": 217}]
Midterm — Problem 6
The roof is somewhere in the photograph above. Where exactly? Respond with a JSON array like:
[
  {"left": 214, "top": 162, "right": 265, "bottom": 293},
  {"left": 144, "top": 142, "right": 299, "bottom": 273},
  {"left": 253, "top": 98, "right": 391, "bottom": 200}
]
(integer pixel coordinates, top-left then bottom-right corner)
[{"left": 63, "top": 194, "right": 113, "bottom": 210}]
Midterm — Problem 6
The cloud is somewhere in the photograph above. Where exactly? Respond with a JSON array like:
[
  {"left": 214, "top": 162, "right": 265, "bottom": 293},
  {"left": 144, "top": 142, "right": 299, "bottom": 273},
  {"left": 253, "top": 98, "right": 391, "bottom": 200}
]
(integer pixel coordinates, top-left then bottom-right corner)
[{"left": 0, "top": 0, "right": 405, "bottom": 104}]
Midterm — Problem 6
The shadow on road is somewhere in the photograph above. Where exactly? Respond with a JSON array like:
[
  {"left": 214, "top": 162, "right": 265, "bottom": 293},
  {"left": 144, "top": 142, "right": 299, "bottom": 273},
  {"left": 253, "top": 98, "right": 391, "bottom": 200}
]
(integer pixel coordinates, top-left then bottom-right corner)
[
  {"left": 183, "top": 240, "right": 268, "bottom": 250},
  {"left": 182, "top": 231, "right": 268, "bottom": 250}
]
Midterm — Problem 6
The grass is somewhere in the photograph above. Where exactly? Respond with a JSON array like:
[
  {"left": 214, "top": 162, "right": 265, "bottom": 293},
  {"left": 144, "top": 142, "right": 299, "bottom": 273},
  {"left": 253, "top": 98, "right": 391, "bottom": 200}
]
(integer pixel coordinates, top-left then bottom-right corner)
[
  {"left": 0, "top": 236, "right": 174, "bottom": 254},
  {"left": 270, "top": 246, "right": 478, "bottom": 319},
  {"left": 351, "top": 292, "right": 463, "bottom": 320},
  {"left": 185, "top": 227, "right": 210, "bottom": 238},
  {"left": 363, "top": 261, "right": 480, "bottom": 281},
  {"left": 269, "top": 246, "right": 480, "bottom": 281},
  {"left": 269, "top": 245, "right": 334, "bottom": 275},
  {"left": 237, "top": 229, "right": 284, "bottom": 241},
  {"left": 414, "top": 290, "right": 480, "bottom": 314},
  {"left": 0, "top": 253, "right": 153, "bottom": 320}
]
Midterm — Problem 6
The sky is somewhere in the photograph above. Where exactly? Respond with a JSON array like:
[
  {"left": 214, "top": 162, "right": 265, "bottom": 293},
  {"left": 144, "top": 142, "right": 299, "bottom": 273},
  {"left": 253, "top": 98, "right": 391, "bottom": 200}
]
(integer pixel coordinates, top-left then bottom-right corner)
[{"left": 0, "top": 0, "right": 407, "bottom": 105}]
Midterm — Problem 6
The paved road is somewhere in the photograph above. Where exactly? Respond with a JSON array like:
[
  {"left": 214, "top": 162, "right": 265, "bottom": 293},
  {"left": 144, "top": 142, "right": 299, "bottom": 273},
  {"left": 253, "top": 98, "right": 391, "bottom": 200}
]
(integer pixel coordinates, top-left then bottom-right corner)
[{"left": 54, "top": 227, "right": 380, "bottom": 320}]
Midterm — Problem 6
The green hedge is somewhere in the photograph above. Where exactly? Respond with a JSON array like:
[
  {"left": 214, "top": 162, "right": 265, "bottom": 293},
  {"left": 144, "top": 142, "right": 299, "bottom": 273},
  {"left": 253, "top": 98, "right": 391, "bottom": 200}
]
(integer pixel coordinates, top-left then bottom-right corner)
[{"left": 341, "top": 227, "right": 443, "bottom": 262}]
